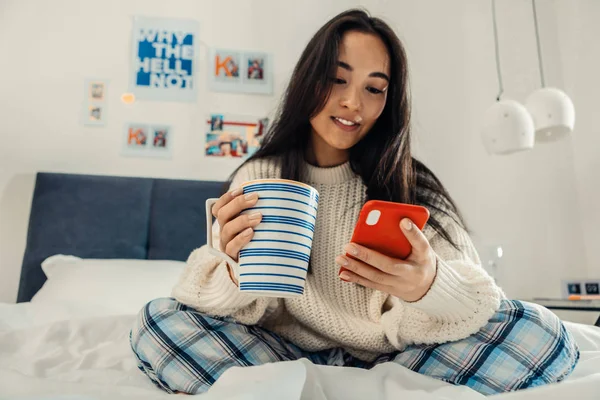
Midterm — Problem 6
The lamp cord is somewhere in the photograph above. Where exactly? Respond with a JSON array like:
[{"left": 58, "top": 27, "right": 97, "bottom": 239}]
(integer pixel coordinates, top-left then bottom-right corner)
[
  {"left": 532, "top": 0, "right": 546, "bottom": 87},
  {"left": 491, "top": 0, "right": 504, "bottom": 101}
]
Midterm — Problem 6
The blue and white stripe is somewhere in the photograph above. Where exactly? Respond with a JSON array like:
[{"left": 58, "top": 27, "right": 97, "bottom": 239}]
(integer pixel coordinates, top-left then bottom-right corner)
[
  {"left": 243, "top": 182, "right": 319, "bottom": 203},
  {"left": 239, "top": 181, "right": 318, "bottom": 297}
]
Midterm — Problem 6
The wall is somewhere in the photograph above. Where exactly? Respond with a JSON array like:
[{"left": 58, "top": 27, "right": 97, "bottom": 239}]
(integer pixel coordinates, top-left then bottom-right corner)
[
  {"left": 554, "top": 0, "right": 600, "bottom": 278},
  {"left": 357, "top": 0, "right": 588, "bottom": 295},
  {"left": 0, "top": 0, "right": 593, "bottom": 303}
]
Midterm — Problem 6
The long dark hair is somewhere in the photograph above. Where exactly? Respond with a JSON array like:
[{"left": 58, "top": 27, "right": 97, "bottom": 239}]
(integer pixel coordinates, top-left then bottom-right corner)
[{"left": 231, "top": 9, "right": 467, "bottom": 250}]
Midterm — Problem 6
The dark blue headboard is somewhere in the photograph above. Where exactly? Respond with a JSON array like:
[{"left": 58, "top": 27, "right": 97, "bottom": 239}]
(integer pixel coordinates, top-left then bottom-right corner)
[{"left": 17, "top": 172, "right": 226, "bottom": 303}]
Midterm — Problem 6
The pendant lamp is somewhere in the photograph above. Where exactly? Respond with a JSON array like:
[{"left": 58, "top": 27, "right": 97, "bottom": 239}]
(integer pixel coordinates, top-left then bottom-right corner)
[
  {"left": 482, "top": 0, "right": 535, "bottom": 155},
  {"left": 524, "top": 0, "right": 575, "bottom": 143}
]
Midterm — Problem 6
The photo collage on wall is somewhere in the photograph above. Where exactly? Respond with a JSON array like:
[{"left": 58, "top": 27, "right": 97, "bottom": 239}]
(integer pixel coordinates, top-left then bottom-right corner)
[{"left": 82, "top": 16, "right": 273, "bottom": 162}]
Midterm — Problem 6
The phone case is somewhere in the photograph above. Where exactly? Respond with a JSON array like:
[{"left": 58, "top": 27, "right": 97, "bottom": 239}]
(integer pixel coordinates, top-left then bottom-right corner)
[{"left": 342, "top": 200, "right": 430, "bottom": 273}]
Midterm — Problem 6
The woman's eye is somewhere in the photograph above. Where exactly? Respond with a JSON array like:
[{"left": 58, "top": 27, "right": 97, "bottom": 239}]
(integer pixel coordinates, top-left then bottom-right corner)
[
  {"left": 367, "top": 87, "right": 383, "bottom": 94},
  {"left": 333, "top": 78, "right": 346, "bottom": 84}
]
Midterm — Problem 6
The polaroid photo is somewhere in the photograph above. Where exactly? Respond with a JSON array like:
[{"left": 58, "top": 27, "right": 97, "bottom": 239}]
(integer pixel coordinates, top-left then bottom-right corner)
[
  {"left": 89, "top": 105, "right": 102, "bottom": 122},
  {"left": 241, "top": 52, "right": 273, "bottom": 94},
  {"left": 90, "top": 82, "right": 105, "bottom": 101},
  {"left": 126, "top": 124, "right": 149, "bottom": 148},
  {"left": 246, "top": 56, "right": 265, "bottom": 81},
  {"left": 210, "top": 114, "right": 224, "bottom": 131},
  {"left": 213, "top": 49, "right": 241, "bottom": 82},
  {"left": 209, "top": 48, "right": 248, "bottom": 93},
  {"left": 151, "top": 126, "right": 170, "bottom": 149}
]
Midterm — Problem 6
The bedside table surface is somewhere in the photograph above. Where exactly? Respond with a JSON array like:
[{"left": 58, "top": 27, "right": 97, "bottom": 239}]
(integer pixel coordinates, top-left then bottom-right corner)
[{"left": 528, "top": 298, "right": 600, "bottom": 311}]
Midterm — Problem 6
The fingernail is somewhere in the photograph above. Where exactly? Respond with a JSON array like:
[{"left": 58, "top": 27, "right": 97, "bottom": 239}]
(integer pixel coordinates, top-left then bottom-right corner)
[
  {"left": 248, "top": 212, "right": 262, "bottom": 220},
  {"left": 335, "top": 256, "right": 349, "bottom": 266},
  {"left": 242, "top": 227, "right": 253, "bottom": 237},
  {"left": 245, "top": 193, "right": 258, "bottom": 201},
  {"left": 402, "top": 219, "right": 413, "bottom": 230},
  {"left": 345, "top": 244, "right": 358, "bottom": 256},
  {"left": 231, "top": 188, "right": 242, "bottom": 197},
  {"left": 339, "top": 272, "right": 350, "bottom": 281}
]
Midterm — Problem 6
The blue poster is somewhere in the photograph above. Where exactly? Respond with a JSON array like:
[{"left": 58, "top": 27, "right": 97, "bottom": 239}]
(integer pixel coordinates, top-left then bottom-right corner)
[{"left": 130, "top": 16, "right": 199, "bottom": 102}]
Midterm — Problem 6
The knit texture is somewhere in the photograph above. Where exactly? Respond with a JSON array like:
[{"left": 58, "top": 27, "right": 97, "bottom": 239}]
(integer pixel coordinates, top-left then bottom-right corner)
[{"left": 172, "top": 158, "right": 503, "bottom": 361}]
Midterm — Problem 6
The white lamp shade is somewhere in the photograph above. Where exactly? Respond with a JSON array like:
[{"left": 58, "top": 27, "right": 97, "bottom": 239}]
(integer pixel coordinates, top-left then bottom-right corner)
[
  {"left": 525, "top": 87, "right": 575, "bottom": 143},
  {"left": 482, "top": 100, "right": 535, "bottom": 155}
]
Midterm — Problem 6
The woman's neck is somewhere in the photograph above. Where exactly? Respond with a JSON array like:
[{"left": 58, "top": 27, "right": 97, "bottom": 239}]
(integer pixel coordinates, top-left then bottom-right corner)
[{"left": 306, "top": 132, "right": 349, "bottom": 167}]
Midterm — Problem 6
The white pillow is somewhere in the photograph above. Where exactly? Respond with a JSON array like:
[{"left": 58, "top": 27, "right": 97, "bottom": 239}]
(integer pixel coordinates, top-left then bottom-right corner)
[{"left": 31, "top": 254, "right": 185, "bottom": 315}]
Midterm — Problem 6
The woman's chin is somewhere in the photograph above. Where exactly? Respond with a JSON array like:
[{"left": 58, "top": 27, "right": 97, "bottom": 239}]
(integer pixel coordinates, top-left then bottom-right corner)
[{"left": 330, "top": 138, "right": 360, "bottom": 151}]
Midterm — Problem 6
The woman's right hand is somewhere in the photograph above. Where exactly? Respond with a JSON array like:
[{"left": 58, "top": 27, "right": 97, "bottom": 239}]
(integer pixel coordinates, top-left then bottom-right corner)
[{"left": 211, "top": 188, "right": 262, "bottom": 282}]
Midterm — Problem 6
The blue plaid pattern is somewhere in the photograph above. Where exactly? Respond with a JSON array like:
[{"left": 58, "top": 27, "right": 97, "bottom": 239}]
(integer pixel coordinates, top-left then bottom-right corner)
[{"left": 130, "top": 298, "right": 579, "bottom": 395}]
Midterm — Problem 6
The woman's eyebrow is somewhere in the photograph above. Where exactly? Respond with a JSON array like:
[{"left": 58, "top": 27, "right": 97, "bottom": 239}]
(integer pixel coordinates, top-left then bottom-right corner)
[
  {"left": 337, "top": 61, "right": 390, "bottom": 82},
  {"left": 338, "top": 61, "right": 352, "bottom": 71},
  {"left": 369, "top": 72, "right": 390, "bottom": 82}
]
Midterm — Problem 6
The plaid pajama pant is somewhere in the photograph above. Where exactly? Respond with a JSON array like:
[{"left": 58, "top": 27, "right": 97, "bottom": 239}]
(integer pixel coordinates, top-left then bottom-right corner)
[{"left": 130, "top": 298, "right": 579, "bottom": 396}]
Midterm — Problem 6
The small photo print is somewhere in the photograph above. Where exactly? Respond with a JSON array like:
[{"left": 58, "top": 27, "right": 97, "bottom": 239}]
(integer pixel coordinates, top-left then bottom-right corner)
[
  {"left": 247, "top": 57, "right": 265, "bottom": 80},
  {"left": 213, "top": 50, "right": 241, "bottom": 80},
  {"left": 126, "top": 125, "right": 148, "bottom": 148},
  {"left": 204, "top": 114, "right": 268, "bottom": 159},
  {"left": 90, "top": 82, "right": 105, "bottom": 101},
  {"left": 205, "top": 132, "right": 246, "bottom": 158},
  {"left": 256, "top": 117, "right": 269, "bottom": 146},
  {"left": 210, "top": 114, "right": 224, "bottom": 131},
  {"left": 152, "top": 126, "right": 169, "bottom": 149},
  {"left": 89, "top": 105, "right": 102, "bottom": 122}
]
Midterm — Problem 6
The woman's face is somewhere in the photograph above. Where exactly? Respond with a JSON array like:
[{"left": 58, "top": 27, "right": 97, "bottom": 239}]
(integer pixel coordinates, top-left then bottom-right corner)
[{"left": 309, "top": 31, "right": 390, "bottom": 163}]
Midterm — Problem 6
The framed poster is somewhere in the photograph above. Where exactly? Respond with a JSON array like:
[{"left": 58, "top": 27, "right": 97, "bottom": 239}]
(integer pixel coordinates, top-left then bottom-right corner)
[
  {"left": 122, "top": 123, "right": 173, "bottom": 158},
  {"left": 82, "top": 79, "right": 108, "bottom": 127},
  {"left": 130, "top": 16, "right": 199, "bottom": 102}
]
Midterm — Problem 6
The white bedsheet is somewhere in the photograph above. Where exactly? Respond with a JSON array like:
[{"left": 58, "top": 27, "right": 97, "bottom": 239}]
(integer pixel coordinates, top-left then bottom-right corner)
[{"left": 0, "top": 302, "right": 599, "bottom": 400}]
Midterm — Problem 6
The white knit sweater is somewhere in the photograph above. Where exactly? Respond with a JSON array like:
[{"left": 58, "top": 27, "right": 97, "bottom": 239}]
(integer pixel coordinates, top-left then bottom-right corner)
[{"left": 172, "top": 158, "right": 503, "bottom": 361}]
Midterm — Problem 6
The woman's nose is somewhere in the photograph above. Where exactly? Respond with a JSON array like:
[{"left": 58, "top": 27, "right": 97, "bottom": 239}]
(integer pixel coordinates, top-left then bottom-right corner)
[{"left": 340, "top": 87, "right": 361, "bottom": 111}]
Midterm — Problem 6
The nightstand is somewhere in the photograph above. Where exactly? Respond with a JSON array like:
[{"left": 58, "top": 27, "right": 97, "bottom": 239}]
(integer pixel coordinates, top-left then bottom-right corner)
[{"left": 525, "top": 298, "right": 600, "bottom": 326}]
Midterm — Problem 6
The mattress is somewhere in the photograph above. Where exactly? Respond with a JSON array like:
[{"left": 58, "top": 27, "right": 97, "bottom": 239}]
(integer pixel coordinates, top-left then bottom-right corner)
[{"left": 1, "top": 301, "right": 599, "bottom": 400}]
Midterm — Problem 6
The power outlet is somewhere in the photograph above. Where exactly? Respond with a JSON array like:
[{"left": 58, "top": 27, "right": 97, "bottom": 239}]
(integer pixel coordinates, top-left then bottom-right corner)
[{"left": 562, "top": 279, "right": 600, "bottom": 298}]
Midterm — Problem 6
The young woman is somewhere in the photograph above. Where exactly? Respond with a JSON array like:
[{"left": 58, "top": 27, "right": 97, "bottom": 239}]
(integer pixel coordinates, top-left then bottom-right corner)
[{"left": 131, "top": 9, "right": 579, "bottom": 395}]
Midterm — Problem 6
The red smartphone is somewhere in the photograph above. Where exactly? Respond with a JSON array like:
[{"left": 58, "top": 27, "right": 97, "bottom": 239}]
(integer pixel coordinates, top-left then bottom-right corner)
[{"left": 341, "top": 200, "right": 430, "bottom": 275}]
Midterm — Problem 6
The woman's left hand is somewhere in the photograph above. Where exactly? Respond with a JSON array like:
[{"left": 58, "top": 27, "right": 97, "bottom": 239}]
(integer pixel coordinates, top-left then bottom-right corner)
[{"left": 336, "top": 218, "right": 438, "bottom": 302}]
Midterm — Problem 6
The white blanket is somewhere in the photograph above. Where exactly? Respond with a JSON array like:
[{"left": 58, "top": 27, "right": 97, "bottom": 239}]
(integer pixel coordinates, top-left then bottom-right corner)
[{"left": 1, "top": 302, "right": 599, "bottom": 400}]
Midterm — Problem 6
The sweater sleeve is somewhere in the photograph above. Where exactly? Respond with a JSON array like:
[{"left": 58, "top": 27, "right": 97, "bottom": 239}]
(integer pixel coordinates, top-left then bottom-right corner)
[
  {"left": 170, "top": 160, "right": 280, "bottom": 325},
  {"left": 381, "top": 215, "right": 504, "bottom": 348}
]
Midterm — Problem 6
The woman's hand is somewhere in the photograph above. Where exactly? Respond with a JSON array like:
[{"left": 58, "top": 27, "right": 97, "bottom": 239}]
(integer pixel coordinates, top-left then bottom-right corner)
[
  {"left": 211, "top": 188, "right": 263, "bottom": 284},
  {"left": 336, "top": 218, "right": 437, "bottom": 302}
]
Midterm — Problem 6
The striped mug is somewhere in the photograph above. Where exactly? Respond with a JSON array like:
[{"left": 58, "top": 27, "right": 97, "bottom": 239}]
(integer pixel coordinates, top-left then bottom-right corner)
[{"left": 206, "top": 179, "right": 319, "bottom": 298}]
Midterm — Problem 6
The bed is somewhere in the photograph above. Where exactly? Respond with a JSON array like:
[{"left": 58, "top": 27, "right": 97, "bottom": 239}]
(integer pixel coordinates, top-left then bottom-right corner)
[{"left": 1, "top": 172, "right": 599, "bottom": 400}]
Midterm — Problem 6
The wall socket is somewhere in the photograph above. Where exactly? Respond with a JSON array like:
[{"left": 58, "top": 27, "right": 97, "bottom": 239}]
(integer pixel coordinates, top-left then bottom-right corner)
[{"left": 561, "top": 279, "right": 600, "bottom": 298}]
